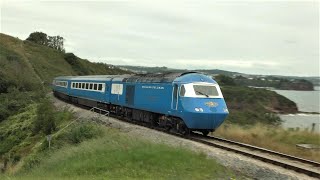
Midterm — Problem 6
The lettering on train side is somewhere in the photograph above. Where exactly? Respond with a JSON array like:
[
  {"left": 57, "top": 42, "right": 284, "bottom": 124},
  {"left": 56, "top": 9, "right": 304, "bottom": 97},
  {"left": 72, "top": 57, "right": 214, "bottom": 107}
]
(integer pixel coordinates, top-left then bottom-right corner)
[{"left": 141, "top": 86, "right": 165, "bottom": 90}]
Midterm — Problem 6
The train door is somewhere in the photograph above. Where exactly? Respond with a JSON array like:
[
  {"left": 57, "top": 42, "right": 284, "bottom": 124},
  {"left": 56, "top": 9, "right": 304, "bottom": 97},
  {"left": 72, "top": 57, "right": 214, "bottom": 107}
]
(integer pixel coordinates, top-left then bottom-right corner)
[
  {"left": 171, "top": 84, "right": 179, "bottom": 110},
  {"left": 105, "top": 82, "right": 110, "bottom": 103},
  {"left": 125, "top": 85, "right": 135, "bottom": 106}
]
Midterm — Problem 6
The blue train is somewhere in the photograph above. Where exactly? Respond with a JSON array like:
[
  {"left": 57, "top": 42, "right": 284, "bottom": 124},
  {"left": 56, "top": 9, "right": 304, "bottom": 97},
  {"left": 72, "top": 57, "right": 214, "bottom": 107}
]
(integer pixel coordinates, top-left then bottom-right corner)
[{"left": 52, "top": 72, "right": 229, "bottom": 135}]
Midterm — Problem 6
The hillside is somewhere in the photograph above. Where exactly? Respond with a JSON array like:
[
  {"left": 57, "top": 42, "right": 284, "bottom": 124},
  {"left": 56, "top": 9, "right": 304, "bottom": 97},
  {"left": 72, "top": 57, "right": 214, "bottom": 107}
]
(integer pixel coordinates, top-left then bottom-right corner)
[
  {"left": 0, "top": 33, "right": 131, "bottom": 173},
  {"left": 0, "top": 33, "right": 130, "bottom": 93}
]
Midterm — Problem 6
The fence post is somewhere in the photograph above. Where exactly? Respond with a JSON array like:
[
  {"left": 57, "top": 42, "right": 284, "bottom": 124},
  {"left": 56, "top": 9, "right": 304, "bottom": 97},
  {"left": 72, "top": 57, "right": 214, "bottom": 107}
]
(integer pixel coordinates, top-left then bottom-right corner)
[
  {"left": 311, "top": 123, "right": 316, "bottom": 132},
  {"left": 47, "top": 134, "right": 52, "bottom": 149}
]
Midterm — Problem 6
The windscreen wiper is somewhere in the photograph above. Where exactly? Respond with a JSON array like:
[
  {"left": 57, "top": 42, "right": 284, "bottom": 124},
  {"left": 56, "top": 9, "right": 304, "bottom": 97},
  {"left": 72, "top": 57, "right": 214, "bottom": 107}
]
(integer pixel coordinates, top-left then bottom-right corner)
[{"left": 195, "top": 91, "right": 209, "bottom": 97}]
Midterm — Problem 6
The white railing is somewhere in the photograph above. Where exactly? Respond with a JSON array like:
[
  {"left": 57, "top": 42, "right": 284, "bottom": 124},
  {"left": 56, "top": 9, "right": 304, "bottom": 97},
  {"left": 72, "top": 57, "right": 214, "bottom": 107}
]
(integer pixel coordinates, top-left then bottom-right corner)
[{"left": 89, "top": 107, "right": 110, "bottom": 119}]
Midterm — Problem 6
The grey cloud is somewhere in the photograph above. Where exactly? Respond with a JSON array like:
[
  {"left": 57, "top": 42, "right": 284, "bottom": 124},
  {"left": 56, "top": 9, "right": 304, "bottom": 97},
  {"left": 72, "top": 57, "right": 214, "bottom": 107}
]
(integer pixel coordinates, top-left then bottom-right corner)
[{"left": 1, "top": 1, "right": 318, "bottom": 76}]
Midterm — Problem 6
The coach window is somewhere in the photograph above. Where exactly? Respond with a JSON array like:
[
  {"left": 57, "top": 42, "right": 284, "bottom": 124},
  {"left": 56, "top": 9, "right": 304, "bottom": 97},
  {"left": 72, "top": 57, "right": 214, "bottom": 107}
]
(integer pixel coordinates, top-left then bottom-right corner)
[
  {"left": 90, "top": 83, "right": 93, "bottom": 90},
  {"left": 180, "top": 85, "right": 186, "bottom": 97},
  {"left": 98, "top": 84, "right": 102, "bottom": 91},
  {"left": 86, "top": 83, "right": 89, "bottom": 89},
  {"left": 82, "top": 83, "right": 85, "bottom": 89},
  {"left": 94, "top": 84, "right": 97, "bottom": 90}
]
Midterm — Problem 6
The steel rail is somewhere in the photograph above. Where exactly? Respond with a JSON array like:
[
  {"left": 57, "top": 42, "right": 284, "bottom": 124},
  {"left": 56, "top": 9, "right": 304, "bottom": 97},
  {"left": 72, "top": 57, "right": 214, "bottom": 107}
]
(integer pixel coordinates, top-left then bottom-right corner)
[
  {"left": 192, "top": 132, "right": 320, "bottom": 167},
  {"left": 188, "top": 133, "right": 320, "bottom": 178}
]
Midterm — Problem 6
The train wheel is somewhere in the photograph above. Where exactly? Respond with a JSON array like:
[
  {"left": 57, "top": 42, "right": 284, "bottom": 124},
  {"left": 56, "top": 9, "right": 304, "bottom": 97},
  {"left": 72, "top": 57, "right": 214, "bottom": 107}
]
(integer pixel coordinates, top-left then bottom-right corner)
[
  {"left": 178, "top": 122, "right": 190, "bottom": 136},
  {"left": 201, "top": 130, "right": 209, "bottom": 136}
]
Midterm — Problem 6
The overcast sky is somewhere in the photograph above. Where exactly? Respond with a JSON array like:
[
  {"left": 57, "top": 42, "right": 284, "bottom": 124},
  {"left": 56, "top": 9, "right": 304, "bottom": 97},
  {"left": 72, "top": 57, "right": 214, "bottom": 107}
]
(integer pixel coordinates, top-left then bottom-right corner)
[{"left": 1, "top": 1, "right": 319, "bottom": 76}]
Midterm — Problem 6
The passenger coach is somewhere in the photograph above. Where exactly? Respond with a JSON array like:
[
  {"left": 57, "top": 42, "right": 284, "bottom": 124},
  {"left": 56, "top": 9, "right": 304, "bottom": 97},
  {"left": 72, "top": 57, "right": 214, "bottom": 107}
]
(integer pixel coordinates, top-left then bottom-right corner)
[{"left": 52, "top": 72, "right": 229, "bottom": 135}]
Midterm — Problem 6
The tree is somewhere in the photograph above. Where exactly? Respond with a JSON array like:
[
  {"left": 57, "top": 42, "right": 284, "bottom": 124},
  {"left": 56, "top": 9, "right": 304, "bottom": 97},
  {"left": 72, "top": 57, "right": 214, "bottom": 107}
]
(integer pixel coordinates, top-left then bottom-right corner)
[
  {"left": 26, "top": 32, "right": 48, "bottom": 45},
  {"left": 33, "top": 99, "right": 56, "bottom": 135},
  {"left": 26, "top": 32, "right": 65, "bottom": 52}
]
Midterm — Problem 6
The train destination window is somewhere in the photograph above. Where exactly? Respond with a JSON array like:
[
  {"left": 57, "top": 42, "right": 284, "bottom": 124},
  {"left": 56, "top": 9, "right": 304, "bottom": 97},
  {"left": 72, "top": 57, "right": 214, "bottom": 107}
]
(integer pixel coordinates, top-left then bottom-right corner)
[{"left": 111, "top": 84, "right": 123, "bottom": 95}]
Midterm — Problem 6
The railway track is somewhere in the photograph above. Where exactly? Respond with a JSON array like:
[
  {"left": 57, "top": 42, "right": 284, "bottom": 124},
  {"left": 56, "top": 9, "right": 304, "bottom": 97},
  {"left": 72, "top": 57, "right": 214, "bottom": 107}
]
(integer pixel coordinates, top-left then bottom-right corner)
[
  {"left": 188, "top": 133, "right": 320, "bottom": 178},
  {"left": 56, "top": 96, "right": 320, "bottom": 178},
  {"left": 105, "top": 113, "right": 320, "bottom": 178}
]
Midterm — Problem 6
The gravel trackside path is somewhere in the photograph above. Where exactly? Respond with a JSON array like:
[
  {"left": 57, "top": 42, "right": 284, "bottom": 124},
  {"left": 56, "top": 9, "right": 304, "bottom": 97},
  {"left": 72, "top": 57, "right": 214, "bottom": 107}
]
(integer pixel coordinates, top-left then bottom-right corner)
[{"left": 51, "top": 95, "right": 317, "bottom": 180}]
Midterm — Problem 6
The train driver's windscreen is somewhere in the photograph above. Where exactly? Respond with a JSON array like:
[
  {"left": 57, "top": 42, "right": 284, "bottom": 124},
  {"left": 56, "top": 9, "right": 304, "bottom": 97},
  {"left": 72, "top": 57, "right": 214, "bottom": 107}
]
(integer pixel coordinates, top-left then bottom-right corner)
[
  {"left": 193, "top": 85, "right": 219, "bottom": 97},
  {"left": 180, "top": 84, "right": 222, "bottom": 98}
]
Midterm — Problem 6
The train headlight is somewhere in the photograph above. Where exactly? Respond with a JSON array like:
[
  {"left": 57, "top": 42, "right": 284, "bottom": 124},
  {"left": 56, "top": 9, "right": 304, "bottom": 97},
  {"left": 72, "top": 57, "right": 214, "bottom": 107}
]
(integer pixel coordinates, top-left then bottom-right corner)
[{"left": 195, "top": 108, "right": 204, "bottom": 112}]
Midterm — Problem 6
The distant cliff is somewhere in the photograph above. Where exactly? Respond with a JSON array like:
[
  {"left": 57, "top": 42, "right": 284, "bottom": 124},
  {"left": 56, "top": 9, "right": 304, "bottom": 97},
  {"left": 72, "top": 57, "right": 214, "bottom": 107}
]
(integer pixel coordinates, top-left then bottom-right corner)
[{"left": 277, "top": 79, "right": 314, "bottom": 91}]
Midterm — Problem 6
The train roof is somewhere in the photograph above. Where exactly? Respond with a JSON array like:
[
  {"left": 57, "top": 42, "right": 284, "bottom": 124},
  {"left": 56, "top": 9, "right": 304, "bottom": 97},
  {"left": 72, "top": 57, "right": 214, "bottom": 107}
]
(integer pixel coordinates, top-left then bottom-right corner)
[{"left": 55, "top": 72, "right": 215, "bottom": 83}]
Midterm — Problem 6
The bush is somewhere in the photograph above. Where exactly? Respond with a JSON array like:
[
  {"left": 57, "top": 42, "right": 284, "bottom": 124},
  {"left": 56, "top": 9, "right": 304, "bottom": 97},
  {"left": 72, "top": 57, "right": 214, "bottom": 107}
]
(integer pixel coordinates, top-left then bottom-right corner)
[
  {"left": 33, "top": 98, "right": 56, "bottom": 135},
  {"left": 66, "top": 123, "right": 103, "bottom": 144}
]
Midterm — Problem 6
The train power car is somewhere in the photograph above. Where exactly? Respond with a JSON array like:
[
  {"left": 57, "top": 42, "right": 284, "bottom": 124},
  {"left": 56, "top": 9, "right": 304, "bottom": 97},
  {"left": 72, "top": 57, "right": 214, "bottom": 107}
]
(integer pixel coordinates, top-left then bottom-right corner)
[{"left": 52, "top": 72, "right": 229, "bottom": 135}]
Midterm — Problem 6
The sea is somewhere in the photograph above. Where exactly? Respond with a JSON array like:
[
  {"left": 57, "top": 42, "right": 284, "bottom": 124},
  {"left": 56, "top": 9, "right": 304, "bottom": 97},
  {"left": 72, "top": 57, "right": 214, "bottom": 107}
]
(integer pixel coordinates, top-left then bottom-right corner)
[{"left": 273, "top": 86, "right": 320, "bottom": 133}]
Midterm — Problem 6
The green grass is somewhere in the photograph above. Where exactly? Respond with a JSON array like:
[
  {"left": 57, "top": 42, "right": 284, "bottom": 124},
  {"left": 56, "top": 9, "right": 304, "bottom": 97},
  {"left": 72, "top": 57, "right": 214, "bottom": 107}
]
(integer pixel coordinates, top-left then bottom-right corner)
[
  {"left": 3, "top": 127, "right": 237, "bottom": 179},
  {"left": 214, "top": 123, "right": 320, "bottom": 162}
]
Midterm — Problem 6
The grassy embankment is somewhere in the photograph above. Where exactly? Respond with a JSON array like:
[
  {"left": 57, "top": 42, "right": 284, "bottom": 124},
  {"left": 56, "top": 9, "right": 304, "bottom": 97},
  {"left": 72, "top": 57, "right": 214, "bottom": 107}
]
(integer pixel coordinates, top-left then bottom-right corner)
[
  {"left": 1, "top": 103, "right": 237, "bottom": 179},
  {"left": 214, "top": 123, "right": 320, "bottom": 162}
]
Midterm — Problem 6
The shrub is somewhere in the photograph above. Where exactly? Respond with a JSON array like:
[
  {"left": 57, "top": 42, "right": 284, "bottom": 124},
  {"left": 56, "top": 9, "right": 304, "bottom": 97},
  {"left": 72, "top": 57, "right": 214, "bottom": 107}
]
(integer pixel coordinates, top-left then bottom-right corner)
[
  {"left": 66, "top": 123, "right": 103, "bottom": 144},
  {"left": 33, "top": 98, "right": 56, "bottom": 135}
]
